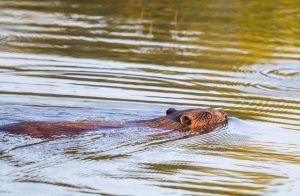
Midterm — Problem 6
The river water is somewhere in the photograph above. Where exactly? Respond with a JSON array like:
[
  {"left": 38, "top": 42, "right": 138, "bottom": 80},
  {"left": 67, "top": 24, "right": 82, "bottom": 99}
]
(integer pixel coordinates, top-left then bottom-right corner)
[{"left": 0, "top": 1, "right": 300, "bottom": 195}]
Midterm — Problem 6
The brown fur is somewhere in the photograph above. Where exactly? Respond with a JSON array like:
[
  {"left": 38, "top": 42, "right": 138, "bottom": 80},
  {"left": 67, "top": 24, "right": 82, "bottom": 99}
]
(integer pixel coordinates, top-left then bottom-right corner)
[{"left": 0, "top": 108, "right": 227, "bottom": 137}]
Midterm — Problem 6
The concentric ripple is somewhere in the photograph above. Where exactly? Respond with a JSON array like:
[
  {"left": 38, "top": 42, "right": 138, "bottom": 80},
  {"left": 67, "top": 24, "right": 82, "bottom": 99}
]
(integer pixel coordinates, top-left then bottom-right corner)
[
  {"left": 267, "top": 68, "right": 300, "bottom": 80},
  {"left": 243, "top": 62, "right": 300, "bottom": 94}
]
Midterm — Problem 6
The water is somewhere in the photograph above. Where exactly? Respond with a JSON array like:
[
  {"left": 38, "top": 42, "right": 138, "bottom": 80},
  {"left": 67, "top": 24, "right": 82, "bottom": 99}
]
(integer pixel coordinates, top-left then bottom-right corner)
[{"left": 0, "top": 0, "right": 300, "bottom": 195}]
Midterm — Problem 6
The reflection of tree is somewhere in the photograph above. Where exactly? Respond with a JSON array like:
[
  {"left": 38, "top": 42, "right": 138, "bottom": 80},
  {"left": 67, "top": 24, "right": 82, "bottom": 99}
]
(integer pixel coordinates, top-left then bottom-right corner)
[
  {"left": 1, "top": 0, "right": 300, "bottom": 68},
  {"left": 126, "top": 0, "right": 300, "bottom": 66}
]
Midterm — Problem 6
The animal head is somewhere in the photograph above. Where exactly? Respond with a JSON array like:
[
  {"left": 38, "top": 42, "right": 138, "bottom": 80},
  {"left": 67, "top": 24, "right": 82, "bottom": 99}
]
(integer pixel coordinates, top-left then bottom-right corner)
[{"left": 164, "top": 107, "right": 228, "bottom": 132}]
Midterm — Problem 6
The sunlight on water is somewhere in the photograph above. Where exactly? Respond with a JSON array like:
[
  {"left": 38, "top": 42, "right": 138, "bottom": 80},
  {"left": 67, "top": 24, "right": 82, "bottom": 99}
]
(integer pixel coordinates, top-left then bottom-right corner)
[{"left": 1, "top": 0, "right": 300, "bottom": 195}]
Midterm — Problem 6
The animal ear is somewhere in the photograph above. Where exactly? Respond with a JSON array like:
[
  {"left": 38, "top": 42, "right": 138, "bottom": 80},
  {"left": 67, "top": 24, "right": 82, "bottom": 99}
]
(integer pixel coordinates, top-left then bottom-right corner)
[
  {"left": 166, "top": 108, "right": 177, "bottom": 115},
  {"left": 179, "top": 115, "right": 192, "bottom": 125}
]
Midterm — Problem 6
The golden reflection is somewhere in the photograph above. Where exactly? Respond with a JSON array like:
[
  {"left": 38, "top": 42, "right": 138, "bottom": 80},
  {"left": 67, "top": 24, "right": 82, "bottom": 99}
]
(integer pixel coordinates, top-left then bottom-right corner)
[{"left": 0, "top": 0, "right": 299, "bottom": 67}]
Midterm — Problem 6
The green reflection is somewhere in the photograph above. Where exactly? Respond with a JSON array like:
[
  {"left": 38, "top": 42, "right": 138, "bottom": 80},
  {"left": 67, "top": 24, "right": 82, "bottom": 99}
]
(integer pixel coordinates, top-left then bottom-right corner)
[{"left": 1, "top": 0, "right": 300, "bottom": 67}]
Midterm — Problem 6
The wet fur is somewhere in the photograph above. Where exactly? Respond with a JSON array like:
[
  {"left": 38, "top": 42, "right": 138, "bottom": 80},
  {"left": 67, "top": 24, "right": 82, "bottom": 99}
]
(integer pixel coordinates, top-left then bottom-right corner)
[{"left": 0, "top": 108, "right": 227, "bottom": 137}]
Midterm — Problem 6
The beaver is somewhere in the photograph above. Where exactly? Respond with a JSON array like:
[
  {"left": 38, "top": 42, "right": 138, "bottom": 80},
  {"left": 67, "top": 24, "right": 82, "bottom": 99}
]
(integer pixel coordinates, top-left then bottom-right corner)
[{"left": 0, "top": 108, "right": 227, "bottom": 137}]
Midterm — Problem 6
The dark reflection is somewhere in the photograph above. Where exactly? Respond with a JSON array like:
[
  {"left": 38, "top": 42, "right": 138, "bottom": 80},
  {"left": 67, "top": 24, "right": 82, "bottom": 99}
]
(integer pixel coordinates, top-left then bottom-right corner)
[
  {"left": 139, "top": 141, "right": 296, "bottom": 195},
  {"left": 1, "top": 0, "right": 300, "bottom": 67},
  {"left": 143, "top": 163, "right": 272, "bottom": 194}
]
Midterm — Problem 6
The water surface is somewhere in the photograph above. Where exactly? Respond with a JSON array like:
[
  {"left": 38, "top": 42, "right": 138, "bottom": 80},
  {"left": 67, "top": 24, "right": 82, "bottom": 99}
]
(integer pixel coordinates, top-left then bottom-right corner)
[{"left": 0, "top": 1, "right": 300, "bottom": 195}]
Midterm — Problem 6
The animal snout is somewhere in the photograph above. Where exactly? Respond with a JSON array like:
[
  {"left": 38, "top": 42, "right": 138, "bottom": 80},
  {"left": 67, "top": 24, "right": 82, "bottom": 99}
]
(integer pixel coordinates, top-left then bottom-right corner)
[{"left": 216, "top": 110, "right": 228, "bottom": 122}]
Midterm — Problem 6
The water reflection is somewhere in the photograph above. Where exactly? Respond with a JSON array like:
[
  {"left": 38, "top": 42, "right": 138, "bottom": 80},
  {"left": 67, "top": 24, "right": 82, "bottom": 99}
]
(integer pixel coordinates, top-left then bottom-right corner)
[
  {"left": 1, "top": 0, "right": 300, "bottom": 195},
  {"left": 1, "top": 0, "right": 299, "bottom": 66}
]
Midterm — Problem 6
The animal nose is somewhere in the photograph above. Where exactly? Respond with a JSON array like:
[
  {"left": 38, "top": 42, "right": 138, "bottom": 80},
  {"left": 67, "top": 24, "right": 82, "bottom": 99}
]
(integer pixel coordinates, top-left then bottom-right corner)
[{"left": 224, "top": 114, "right": 227, "bottom": 119}]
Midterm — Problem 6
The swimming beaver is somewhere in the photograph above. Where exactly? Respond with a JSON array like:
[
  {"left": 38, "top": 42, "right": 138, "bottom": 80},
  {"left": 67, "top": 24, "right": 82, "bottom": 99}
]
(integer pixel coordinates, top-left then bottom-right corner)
[{"left": 0, "top": 108, "right": 227, "bottom": 137}]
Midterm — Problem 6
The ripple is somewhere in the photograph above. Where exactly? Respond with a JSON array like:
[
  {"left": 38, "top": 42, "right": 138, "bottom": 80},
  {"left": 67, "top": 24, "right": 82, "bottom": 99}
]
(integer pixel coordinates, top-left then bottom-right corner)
[
  {"left": 0, "top": 51, "right": 299, "bottom": 130},
  {"left": 263, "top": 68, "right": 300, "bottom": 80},
  {"left": 243, "top": 62, "right": 300, "bottom": 94},
  {"left": 1, "top": 0, "right": 300, "bottom": 195}
]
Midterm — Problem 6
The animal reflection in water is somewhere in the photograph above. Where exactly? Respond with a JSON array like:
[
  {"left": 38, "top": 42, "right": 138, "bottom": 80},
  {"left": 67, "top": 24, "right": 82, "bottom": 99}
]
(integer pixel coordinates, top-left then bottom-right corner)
[{"left": 0, "top": 108, "right": 228, "bottom": 137}]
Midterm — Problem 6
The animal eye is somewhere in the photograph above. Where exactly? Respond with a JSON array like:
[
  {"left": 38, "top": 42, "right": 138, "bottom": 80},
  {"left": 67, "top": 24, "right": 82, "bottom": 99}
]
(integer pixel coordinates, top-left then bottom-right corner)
[
  {"left": 180, "top": 115, "right": 191, "bottom": 125},
  {"left": 166, "top": 108, "right": 177, "bottom": 115}
]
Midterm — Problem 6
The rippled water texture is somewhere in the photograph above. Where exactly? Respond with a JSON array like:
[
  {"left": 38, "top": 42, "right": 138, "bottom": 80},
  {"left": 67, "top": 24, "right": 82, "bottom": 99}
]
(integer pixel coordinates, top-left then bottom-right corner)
[{"left": 1, "top": 1, "right": 300, "bottom": 195}]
